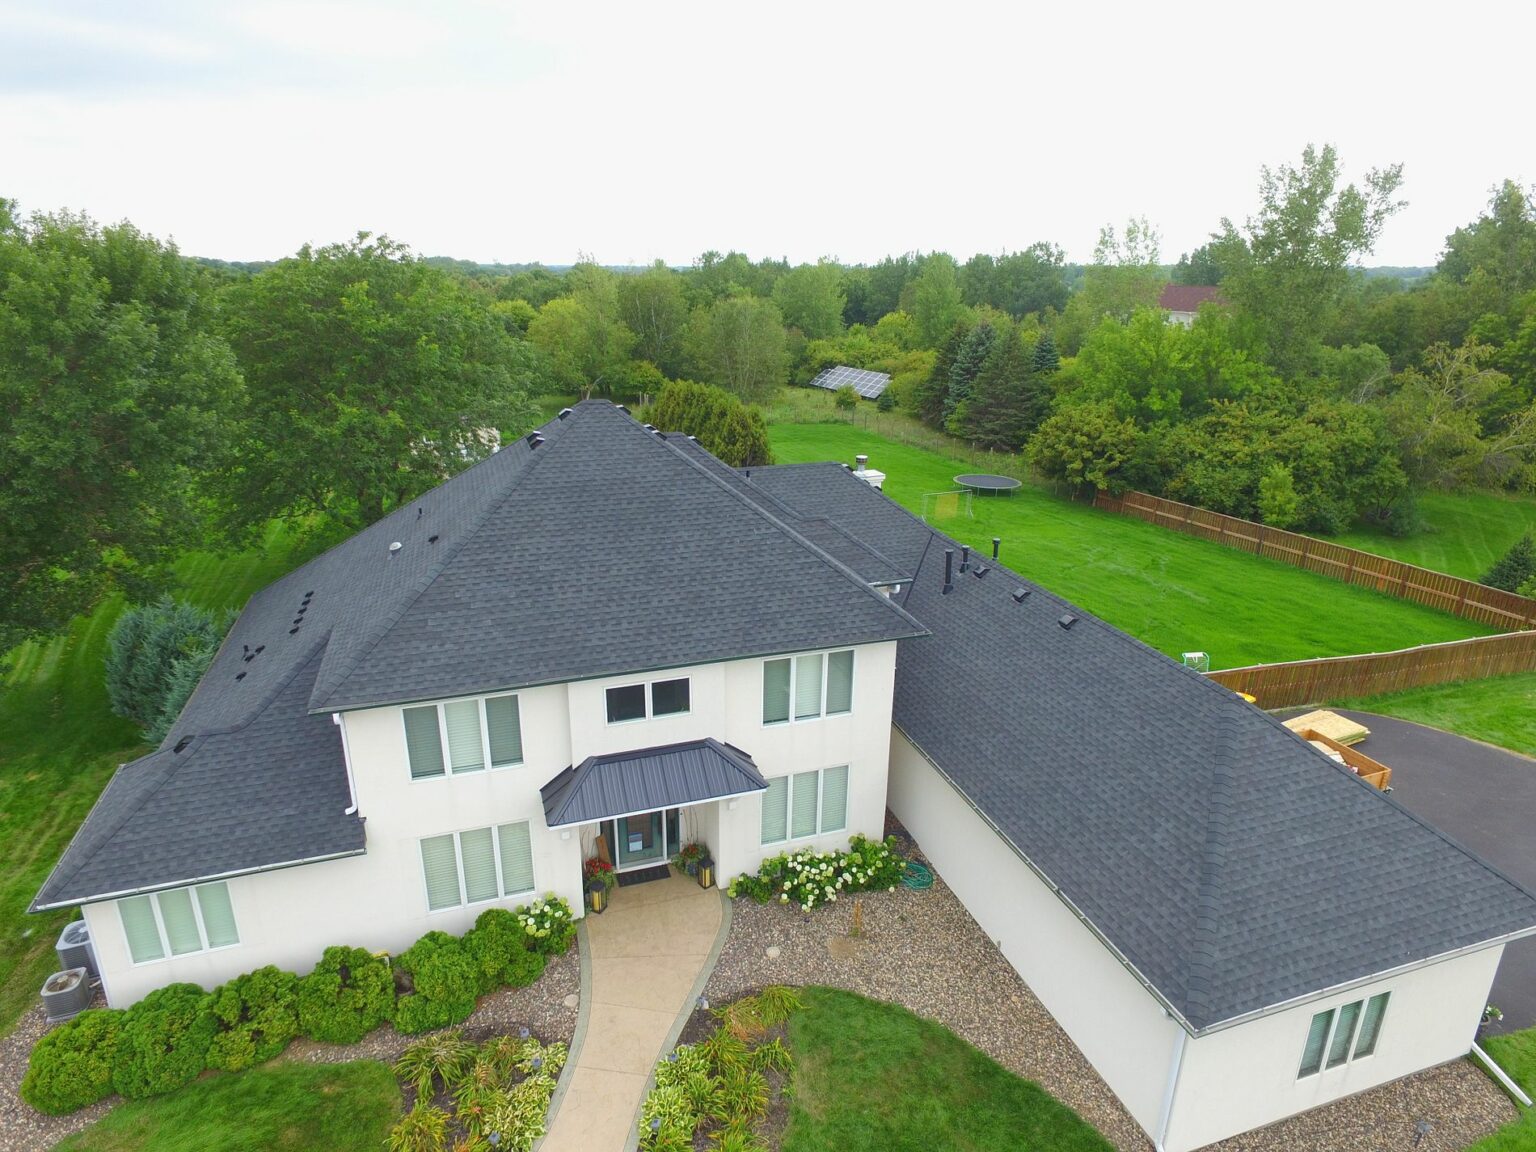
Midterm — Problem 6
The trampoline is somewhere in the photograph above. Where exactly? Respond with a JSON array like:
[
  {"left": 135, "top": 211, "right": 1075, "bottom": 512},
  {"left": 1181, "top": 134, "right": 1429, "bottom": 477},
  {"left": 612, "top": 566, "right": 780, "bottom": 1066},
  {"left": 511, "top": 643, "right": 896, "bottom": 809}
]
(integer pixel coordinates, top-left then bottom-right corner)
[{"left": 953, "top": 473, "right": 1022, "bottom": 496}]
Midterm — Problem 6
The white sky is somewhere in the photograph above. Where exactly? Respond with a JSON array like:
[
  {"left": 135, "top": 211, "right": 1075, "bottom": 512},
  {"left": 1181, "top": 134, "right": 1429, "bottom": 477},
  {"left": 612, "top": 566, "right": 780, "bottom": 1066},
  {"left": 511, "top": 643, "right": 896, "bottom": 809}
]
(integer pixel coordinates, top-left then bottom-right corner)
[{"left": 2, "top": 0, "right": 1531, "bottom": 269}]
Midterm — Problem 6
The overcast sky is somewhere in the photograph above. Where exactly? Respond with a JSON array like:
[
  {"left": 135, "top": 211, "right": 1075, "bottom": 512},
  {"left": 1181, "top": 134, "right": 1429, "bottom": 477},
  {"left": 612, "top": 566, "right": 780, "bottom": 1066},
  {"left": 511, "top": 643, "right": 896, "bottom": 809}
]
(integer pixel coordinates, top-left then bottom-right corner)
[{"left": 2, "top": 1, "right": 1530, "bottom": 269}]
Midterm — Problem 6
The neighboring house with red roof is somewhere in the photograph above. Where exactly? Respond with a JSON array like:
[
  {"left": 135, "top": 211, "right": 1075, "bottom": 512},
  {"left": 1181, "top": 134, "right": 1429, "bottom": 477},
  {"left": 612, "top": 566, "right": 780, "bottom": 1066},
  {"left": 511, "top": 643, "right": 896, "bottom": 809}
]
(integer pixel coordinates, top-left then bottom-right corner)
[{"left": 1159, "top": 283, "right": 1224, "bottom": 326}]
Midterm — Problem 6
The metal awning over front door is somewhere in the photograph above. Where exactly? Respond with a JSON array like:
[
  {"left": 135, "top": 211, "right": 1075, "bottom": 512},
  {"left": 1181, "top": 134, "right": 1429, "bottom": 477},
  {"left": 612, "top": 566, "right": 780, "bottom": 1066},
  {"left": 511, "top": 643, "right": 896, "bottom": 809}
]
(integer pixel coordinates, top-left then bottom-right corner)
[{"left": 540, "top": 737, "right": 768, "bottom": 828}]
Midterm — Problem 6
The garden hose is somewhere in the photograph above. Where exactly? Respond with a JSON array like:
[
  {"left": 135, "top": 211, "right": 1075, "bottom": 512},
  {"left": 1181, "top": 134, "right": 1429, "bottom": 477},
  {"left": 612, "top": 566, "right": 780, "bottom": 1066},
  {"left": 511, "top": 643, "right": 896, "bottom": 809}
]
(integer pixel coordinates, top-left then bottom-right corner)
[{"left": 900, "top": 861, "right": 934, "bottom": 890}]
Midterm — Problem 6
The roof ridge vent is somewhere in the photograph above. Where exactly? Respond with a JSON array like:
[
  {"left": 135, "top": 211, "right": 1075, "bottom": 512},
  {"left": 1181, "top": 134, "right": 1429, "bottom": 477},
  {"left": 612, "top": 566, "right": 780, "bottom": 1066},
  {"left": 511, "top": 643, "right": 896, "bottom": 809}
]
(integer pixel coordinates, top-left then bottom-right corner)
[
  {"left": 615, "top": 404, "right": 629, "bottom": 414},
  {"left": 1058, "top": 613, "right": 1077, "bottom": 630},
  {"left": 525, "top": 431, "right": 545, "bottom": 448},
  {"left": 558, "top": 407, "right": 573, "bottom": 419},
  {"left": 1011, "top": 588, "right": 1030, "bottom": 603}
]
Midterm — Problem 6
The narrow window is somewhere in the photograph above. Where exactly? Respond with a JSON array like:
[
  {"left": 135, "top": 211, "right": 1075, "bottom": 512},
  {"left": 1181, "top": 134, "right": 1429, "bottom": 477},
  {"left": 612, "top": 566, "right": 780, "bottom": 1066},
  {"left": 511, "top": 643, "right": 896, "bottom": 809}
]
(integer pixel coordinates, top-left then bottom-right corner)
[
  {"left": 606, "top": 683, "right": 646, "bottom": 723},
  {"left": 120, "top": 895, "right": 165, "bottom": 964},
  {"left": 763, "top": 659, "right": 791, "bottom": 724},
  {"left": 1326, "top": 1000, "right": 1362, "bottom": 1069},
  {"left": 443, "top": 700, "right": 485, "bottom": 774},
  {"left": 404, "top": 705, "right": 446, "bottom": 779},
  {"left": 157, "top": 887, "right": 203, "bottom": 956},
  {"left": 791, "top": 770, "right": 820, "bottom": 838},
  {"left": 459, "top": 827, "right": 500, "bottom": 904},
  {"left": 794, "top": 654, "right": 823, "bottom": 720},
  {"left": 420, "top": 834, "right": 462, "bottom": 911},
  {"left": 1299, "top": 1008, "right": 1333, "bottom": 1077},
  {"left": 195, "top": 883, "right": 240, "bottom": 949},
  {"left": 1353, "top": 993, "right": 1390, "bottom": 1058},
  {"left": 651, "top": 678, "right": 691, "bottom": 716},
  {"left": 485, "top": 694, "right": 524, "bottom": 767},
  {"left": 761, "top": 776, "right": 789, "bottom": 844},
  {"left": 825, "top": 650, "right": 854, "bottom": 715},
  {"left": 821, "top": 765, "right": 849, "bottom": 832},
  {"left": 498, "top": 821, "right": 536, "bottom": 895}
]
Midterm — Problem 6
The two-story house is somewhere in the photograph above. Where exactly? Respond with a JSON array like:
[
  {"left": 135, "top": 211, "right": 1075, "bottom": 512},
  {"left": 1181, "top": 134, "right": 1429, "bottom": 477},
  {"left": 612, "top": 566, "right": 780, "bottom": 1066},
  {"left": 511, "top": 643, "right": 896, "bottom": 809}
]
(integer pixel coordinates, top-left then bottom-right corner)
[{"left": 34, "top": 401, "right": 1536, "bottom": 1151}]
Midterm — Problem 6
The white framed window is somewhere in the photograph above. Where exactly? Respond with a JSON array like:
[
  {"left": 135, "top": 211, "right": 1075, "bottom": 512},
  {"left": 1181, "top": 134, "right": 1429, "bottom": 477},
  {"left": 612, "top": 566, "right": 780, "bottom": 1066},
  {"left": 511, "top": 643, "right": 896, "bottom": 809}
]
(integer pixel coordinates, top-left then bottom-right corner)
[
  {"left": 762, "top": 650, "right": 853, "bottom": 724},
  {"left": 1298, "top": 992, "right": 1390, "bottom": 1078},
  {"left": 420, "top": 820, "right": 537, "bottom": 912},
  {"left": 118, "top": 882, "right": 240, "bottom": 965},
  {"left": 760, "top": 765, "right": 849, "bottom": 845},
  {"left": 404, "top": 693, "right": 524, "bottom": 781},
  {"left": 605, "top": 677, "right": 691, "bottom": 724}
]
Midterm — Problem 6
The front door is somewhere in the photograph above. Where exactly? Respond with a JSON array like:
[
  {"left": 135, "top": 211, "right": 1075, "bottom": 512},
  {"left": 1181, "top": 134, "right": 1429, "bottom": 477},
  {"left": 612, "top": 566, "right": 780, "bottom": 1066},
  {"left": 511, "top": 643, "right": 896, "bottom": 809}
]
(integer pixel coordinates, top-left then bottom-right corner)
[{"left": 607, "top": 808, "right": 682, "bottom": 871}]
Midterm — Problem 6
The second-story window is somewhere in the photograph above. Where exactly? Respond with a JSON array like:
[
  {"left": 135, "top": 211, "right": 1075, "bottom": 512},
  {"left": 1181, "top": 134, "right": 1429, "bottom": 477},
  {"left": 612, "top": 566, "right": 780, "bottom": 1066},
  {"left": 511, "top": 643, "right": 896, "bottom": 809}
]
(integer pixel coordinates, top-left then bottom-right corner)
[
  {"left": 404, "top": 693, "right": 524, "bottom": 780},
  {"left": 763, "top": 650, "right": 854, "bottom": 724},
  {"left": 606, "top": 678, "right": 691, "bottom": 723}
]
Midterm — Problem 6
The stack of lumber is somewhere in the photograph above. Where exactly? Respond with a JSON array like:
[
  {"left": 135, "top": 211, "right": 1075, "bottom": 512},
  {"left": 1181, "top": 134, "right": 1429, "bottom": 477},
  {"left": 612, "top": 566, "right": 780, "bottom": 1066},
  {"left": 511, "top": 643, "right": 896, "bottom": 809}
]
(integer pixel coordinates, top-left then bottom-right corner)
[{"left": 1283, "top": 710, "right": 1369, "bottom": 746}]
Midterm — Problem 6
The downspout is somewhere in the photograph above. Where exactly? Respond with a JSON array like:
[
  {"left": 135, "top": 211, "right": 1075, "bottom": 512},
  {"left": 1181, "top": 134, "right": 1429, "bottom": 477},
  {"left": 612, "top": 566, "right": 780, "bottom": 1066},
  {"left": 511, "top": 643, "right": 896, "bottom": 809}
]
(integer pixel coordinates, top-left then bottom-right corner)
[
  {"left": 1156, "top": 1025, "right": 1188, "bottom": 1152},
  {"left": 332, "top": 714, "right": 359, "bottom": 816}
]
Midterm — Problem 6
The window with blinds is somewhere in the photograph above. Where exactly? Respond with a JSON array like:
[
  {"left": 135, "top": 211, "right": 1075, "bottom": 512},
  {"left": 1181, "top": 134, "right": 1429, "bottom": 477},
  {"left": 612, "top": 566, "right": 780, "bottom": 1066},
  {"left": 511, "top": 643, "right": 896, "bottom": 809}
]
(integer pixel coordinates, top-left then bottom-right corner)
[
  {"left": 763, "top": 650, "right": 855, "bottom": 725},
  {"left": 405, "top": 694, "right": 525, "bottom": 779},
  {"left": 1299, "top": 991, "right": 1391, "bottom": 1078},
  {"left": 421, "top": 821, "right": 538, "bottom": 912},
  {"left": 118, "top": 882, "right": 239, "bottom": 964},
  {"left": 762, "top": 766, "right": 850, "bottom": 844},
  {"left": 791, "top": 770, "right": 820, "bottom": 838},
  {"left": 821, "top": 765, "right": 849, "bottom": 832},
  {"left": 761, "top": 776, "right": 789, "bottom": 844}
]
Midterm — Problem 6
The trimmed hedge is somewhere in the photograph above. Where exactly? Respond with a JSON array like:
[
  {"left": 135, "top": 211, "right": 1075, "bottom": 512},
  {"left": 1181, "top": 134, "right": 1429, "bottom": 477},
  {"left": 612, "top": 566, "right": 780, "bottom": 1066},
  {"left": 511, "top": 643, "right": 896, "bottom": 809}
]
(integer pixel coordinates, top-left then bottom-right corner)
[
  {"left": 18, "top": 1008, "right": 121, "bottom": 1115},
  {"left": 20, "top": 895, "right": 577, "bottom": 1114},
  {"left": 296, "top": 946, "right": 396, "bottom": 1044}
]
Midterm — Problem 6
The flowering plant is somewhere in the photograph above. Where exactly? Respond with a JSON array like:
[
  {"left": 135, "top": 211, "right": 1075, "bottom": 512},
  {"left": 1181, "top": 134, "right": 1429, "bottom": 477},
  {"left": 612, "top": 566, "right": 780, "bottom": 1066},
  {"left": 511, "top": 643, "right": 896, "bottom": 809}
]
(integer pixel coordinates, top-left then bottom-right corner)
[
  {"left": 583, "top": 856, "right": 617, "bottom": 892},
  {"left": 670, "top": 841, "right": 709, "bottom": 874},
  {"left": 514, "top": 895, "right": 576, "bottom": 955},
  {"left": 727, "top": 834, "right": 905, "bottom": 910}
]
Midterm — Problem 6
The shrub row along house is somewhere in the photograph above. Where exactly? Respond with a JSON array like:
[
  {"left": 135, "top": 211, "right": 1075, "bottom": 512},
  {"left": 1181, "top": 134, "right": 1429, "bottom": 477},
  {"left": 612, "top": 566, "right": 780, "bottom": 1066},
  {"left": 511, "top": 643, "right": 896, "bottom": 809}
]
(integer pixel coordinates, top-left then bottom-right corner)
[{"left": 34, "top": 401, "right": 1536, "bottom": 1150}]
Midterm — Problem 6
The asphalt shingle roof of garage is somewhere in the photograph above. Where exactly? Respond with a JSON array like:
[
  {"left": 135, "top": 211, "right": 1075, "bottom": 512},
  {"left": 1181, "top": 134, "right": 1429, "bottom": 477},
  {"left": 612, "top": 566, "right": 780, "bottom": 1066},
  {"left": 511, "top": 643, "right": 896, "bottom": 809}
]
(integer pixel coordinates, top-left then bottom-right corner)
[
  {"left": 746, "top": 462, "right": 1536, "bottom": 1032},
  {"left": 34, "top": 402, "right": 924, "bottom": 909}
]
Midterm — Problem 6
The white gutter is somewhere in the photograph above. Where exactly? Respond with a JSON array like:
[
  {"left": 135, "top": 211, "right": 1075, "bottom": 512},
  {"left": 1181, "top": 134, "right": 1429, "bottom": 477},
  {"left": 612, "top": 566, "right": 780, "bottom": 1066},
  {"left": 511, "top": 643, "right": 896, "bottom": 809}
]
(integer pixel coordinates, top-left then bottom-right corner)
[
  {"left": 332, "top": 713, "right": 359, "bottom": 815},
  {"left": 31, "top": 848, "right": 368, "bottom": 912},
  {"left": 1155, "top": 1026, "right": 1188, "bottom": 1152},
  {"left": 1472, "top": 1042, "right": 1533, "bottom": 1107}
]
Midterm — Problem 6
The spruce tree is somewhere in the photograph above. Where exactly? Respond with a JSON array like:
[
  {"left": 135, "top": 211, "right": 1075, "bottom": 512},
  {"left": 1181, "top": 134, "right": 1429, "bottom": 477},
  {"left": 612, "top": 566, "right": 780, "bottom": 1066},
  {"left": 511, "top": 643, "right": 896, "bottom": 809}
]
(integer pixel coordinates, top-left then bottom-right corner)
[
  {"left": 956, "top": 325, "right": 1042, "bottom": 450},
  {"left": 914, "top": 322, "right": 967, "bottom": 427},
  {"left": 1481, "top": 533, "right": 1536, "bottom": 592},
  {"left": 1032, "top": 332, "right": 1060, "bottom": 376},
  {"left": 944, "top": 323, "right": 995, "bottom": 428}
]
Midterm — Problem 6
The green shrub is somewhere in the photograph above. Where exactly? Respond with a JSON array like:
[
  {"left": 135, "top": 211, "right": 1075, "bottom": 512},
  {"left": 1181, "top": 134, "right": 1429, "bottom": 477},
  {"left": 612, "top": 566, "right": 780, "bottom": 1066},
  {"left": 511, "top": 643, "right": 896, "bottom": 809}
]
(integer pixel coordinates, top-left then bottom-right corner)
[
  {"left": 395, "top": 933, "right": 479, "bottom": 1035},
  {"left": 205, "top": 966, "right": 300, "bottom": 1072},
  {"left": 833, "top": 384, "right": 858, "bottom": 410},
  {"left": 19, "top": 1008, "right": 123, "bottom": 1114},
  {"left": 727, "top": 834, "right": 905, "bottom": 909},
  {"left": 385, "top": 1101, "right": 450, "bottom": 1152},
  {"left": 111, "top": 983, "right": 218, "bottom": 1100},
  {"left": 514, "top": 895, "right": 576, "bottom": 955},
  {"left": 465, "top": 908, "right": 547, "bottom": 995},
  {"left": 297, "top": 946, "right": 395, "bottom": 1044},
  {"left": 394, "top": 1030, "right": 477, "bottom": 1098},
  {"left": 876, "top": 389, "right": 897, "bottom": 412}
]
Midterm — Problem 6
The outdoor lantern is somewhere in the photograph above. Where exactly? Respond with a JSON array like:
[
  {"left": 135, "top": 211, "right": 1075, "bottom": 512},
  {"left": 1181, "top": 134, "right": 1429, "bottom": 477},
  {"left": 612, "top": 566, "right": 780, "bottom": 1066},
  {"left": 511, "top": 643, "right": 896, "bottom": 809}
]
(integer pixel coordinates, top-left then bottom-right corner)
[
  {"left": 696, "top": 858, "right": 714, "bottom": 890},
  {"left": 587, "top": 881, "right": 607, "bottom": 914}
]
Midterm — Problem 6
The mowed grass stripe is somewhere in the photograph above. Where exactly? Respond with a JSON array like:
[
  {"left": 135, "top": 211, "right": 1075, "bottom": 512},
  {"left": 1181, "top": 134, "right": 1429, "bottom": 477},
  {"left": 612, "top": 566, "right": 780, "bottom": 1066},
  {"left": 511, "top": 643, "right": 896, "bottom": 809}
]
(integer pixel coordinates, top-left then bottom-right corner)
[
  {"left": 1330, "top": 489, "right": 1536, "bottom": 582},
  {"left": 768, "top": 423, "right": 1492, "bottom": 669}
]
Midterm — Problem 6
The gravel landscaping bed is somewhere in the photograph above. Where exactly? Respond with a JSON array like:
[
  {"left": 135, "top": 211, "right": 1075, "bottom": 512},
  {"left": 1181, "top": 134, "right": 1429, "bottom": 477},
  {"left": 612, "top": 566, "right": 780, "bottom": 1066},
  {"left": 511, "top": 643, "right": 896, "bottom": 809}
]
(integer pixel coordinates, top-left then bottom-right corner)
[
  {"left": 0, "top": 948, "right": 579, "bottom": 1152},
  {"left": 703, "top": 815, "right": 1517, "bottom": 1152}
]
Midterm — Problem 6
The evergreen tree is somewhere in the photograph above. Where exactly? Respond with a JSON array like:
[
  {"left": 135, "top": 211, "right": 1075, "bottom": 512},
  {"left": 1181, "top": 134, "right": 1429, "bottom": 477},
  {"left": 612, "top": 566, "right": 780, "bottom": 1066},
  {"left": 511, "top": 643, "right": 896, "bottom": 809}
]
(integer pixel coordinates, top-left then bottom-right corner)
[
  {"left": 944, "top": 323, "right": 996, "bottom": 427},
  {"left": 1032, "top": 332, "right": 1060, "bottom": 376},
  {"left": 1481, "top": 533, "right": 1536, "bottom": 592},
  {"left": 914, "top": 322, "right": 967, "bottom": 427},
  {"left": 105, "top": 597, "right": 231, "bottom": 741},
  {"left": 955, "top": 325, "right": 1048, "bottom": 450},
  {"left": 647, "top": 379, "right": 772, "bottom": 466}
]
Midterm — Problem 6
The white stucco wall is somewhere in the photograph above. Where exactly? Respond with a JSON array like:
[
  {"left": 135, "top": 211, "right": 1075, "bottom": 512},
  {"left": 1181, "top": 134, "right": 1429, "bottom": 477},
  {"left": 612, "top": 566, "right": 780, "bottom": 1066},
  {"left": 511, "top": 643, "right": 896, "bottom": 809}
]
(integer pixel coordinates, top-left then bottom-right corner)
[
  {"left": 887, "top": 730, "right": 1183, "bottom": 1138},
  {"left": 87, "top": 641, "right": 897, "bottom": 1006},
  {"left": 1164, "top": 944, "right": 1504, "bottom": 1152}
]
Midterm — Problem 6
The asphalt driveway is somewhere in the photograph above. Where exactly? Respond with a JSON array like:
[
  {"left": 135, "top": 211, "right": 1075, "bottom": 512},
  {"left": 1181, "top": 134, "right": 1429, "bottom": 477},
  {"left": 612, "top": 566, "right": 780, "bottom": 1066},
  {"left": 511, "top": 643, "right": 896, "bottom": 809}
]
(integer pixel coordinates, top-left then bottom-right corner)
[{"left": 1303, "top": 709, "right": 1536, "bottom": 1035}]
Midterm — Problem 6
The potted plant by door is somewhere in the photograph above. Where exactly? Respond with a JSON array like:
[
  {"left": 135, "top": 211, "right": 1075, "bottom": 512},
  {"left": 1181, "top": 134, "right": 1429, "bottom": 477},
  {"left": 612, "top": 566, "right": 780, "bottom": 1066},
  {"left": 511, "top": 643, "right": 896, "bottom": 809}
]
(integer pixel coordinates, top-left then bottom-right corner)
[
  {"left": 671, "top": 842, "right": 708, "bottom": 876},
  {"left": 583, "top": 857, "right": 616, "bottom": 913}
]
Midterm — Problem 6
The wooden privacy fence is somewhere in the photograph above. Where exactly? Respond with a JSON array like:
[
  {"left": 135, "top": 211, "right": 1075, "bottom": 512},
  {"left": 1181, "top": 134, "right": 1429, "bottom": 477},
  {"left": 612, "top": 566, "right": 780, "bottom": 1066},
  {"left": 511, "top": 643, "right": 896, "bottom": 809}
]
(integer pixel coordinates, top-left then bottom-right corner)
[
  {"left": 1095, "top": 490, "right": 1536, "bottom": 631},
  {"left": 1206, "top": 631, "right": 1536, "bottom": 708}
]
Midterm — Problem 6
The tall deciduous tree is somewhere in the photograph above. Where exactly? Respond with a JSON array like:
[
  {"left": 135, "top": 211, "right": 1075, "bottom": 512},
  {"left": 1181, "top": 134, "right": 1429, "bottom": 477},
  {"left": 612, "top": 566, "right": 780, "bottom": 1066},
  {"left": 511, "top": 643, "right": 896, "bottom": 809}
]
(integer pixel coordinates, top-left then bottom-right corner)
[
  {"left": 527, "top": 262, "right": 636, "bottom": 397},
  {"left": 219, "top": 233, "right": 537, "bottom": 531},
  {"left": 0, "top": 205, "right": 241, "bottom": 649},
  {"left": 686, "top": 295, "right": 788, "bottom": 403},
  {"left": 771, "top": 260, "right": 846, "bottom": 341},
  {"left": 912, "top": 252, "right": 966, "bottom": 347},
  {"left": 617, "top": 261, "right": 689, "bottom": 378}
]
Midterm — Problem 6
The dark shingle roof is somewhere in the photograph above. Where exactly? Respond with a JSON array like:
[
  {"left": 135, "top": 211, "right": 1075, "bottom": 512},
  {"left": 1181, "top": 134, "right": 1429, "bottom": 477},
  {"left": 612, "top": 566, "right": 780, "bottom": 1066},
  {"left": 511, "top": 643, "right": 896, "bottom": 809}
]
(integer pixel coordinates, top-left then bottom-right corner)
[
  {"left": 747, "top": 462, "right": 1536, "bottom": 1031},
  {"left": 542, "top": 738, "right": 767, "bottom": 827},
  {"left": 36, "top": 403, "right": 922, "bottom": 908}
]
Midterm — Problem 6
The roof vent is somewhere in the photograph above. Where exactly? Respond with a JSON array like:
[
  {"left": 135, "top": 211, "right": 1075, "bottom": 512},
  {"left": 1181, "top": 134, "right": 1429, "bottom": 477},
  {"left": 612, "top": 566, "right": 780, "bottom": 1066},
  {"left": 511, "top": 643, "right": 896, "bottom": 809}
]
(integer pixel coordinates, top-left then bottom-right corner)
[
  {"left": 525, "top": 431, "right": 545, "bottom": 449},
  {"left": 643, "top": 423, "right": 656, "bottom": 432},
  {"left": 615, "top": 404, "right": 629, "bottom": 414},
  {"left": 388, "top": 541, "right": 402, "bottom": 556},
  {"left": 428, "top": 534, "right": 439, "bottom": 544},
  {"left": 992, "top": 537, "right": 1001, "bottom": 561},
  {"left": 254, "top": 646, "right": 264, "bottom": 654},
  {"left": 960, "top": 545, "right": 970, "bottom": 574},
  {"left": 1058, "top": 613, "right": 1077, "bottom": 630},
  {"left": 235, "top": 670, "right": 246, "bottom": 680},
  {"left": 855, "top": 454, "right": 869, "bottom": 471},
  {"left": 416, "top": 507, "right": 423, "bottom": 519},
  {"left": 173, "top": 737, "right": 193, "bottom": 753},
  {"left": 558, "top": 407, "right": 573, "bottom": 419},
  {"left": 973, "top": 565, "right": 990, "bottom": 579},
  {"left": 942, "top": 548, "right": 955, "bottom": 595},
  {"left": 289, "top": 626, "right": 300, "bottom": 634},
  {"left": 1012, "top": 588, "right": 1030, "bottom": 603}
]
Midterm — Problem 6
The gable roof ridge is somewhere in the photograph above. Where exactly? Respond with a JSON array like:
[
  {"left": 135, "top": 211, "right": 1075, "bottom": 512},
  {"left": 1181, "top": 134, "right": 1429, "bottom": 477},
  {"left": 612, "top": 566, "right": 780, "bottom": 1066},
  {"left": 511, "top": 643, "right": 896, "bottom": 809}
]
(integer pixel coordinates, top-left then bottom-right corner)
[
  {"left": 310, "top": 416, "right": 572, "bottom": 712},
  {"left": 40, "top": 638, "right": 334, "bottom": 902},
  {"left": 650, "top": 432, "right": 928, "bottom": 632},
  {"left": 1182, "top": 710, "right": 1242, "bottom": 1023}
]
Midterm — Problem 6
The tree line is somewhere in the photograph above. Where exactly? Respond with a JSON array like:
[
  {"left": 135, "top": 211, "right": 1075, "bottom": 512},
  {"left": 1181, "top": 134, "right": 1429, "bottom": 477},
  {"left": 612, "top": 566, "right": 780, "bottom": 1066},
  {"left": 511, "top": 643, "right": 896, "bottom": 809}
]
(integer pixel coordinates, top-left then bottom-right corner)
[{"left": 2, "top": 145, "right": 1533, "bottom": 651}]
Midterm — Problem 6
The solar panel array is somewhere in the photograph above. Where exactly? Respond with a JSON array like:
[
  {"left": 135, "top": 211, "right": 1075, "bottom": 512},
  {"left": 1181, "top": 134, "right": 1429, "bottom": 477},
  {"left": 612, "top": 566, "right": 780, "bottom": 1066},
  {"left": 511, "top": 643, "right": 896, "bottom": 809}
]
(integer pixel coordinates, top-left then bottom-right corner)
[{"left": 809, "top": 364, "right": 891, "bottom": 399}]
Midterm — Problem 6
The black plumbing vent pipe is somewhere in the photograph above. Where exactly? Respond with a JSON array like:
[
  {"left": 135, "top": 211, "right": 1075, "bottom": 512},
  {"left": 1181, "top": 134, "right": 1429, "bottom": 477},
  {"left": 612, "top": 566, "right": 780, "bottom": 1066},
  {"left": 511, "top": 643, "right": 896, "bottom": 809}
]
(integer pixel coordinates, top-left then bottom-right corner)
[
  {"left": 992, "top": 537, "right": 1001, "bottom": 560},
  {"left": 942, "top": 548, "right": 955, "bottom": 595}
]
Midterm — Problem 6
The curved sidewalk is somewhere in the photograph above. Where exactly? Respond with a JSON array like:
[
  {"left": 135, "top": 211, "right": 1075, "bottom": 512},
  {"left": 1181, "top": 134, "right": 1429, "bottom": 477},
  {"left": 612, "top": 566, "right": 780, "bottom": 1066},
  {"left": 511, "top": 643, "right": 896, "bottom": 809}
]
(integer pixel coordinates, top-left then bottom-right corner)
[{"left": 542, "top": 874, "right": 723, "bottom": 1152}]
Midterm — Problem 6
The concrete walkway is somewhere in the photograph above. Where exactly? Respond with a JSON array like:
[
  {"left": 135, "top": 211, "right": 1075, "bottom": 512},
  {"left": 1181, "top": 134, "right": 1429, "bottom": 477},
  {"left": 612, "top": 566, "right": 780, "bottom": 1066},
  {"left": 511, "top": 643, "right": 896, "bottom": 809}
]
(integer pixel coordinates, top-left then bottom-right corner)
[{"left": 542, "top": 874, "right": 723, "bottom": 1152}]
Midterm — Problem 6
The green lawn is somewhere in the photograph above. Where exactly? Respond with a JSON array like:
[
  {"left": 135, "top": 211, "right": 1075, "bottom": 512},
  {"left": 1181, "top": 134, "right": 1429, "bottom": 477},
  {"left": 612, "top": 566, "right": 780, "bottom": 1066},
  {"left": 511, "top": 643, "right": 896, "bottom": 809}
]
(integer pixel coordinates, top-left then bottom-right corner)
[
  {"left": 1330, "top": 489, "right": 1536, "bottom": 582},
  {"left": 1469, "top": 1027, "right": 1536, "bottom": 1150},
  {"left": 51, "top": 1060, "right": 401, "bottom": 1152},
  {"left": 1330, "top": 672, "right": 1536, "bottom": 758},
  {"left": 783, "top": 986, "right": 1111, "bottom": 1152},
  {"left": 0, "top": 521, "right": 331, "bottom": 1036},
  {"left": 769, "top": 423, "right": 1491, "bottom": 669}
]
